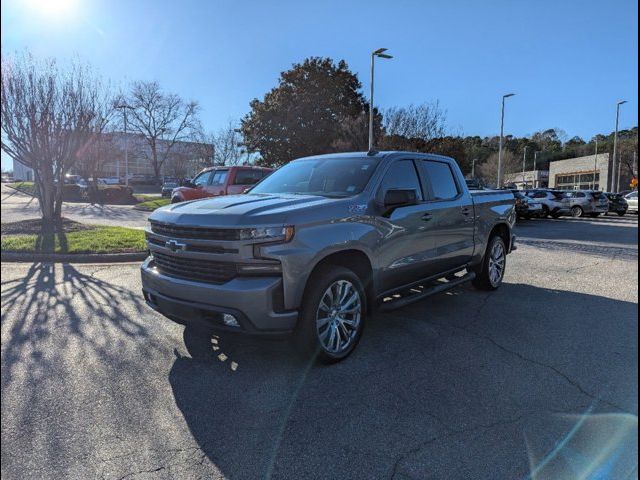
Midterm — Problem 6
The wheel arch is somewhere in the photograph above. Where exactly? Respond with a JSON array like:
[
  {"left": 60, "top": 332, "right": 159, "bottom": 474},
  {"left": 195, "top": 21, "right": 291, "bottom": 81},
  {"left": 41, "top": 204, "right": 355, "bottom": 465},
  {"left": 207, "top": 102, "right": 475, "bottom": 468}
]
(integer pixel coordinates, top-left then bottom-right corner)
[{"left": 305, "top": 249, "right": 375, "bottom": 313}]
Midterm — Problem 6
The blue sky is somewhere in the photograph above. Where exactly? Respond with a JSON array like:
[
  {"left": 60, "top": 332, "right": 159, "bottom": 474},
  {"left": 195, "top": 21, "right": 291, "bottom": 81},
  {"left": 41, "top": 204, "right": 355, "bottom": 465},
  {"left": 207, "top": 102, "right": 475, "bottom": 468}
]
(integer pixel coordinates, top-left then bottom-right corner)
[{"left": 2, "top": 0, "right": 638, "bottom": 170}]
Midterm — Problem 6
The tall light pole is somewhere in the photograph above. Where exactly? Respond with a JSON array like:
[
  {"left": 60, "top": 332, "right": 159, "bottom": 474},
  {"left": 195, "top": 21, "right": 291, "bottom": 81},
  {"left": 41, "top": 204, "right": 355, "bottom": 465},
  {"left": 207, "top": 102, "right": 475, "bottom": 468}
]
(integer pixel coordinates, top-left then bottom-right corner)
[
  {"left": 522, "top": 146, "right": 528, "bottom": 189},
  {"left": 368, "top": 48, "right": 393, "bottom": 152},
  {"left": 592, "top": 139, "right": 599, "bottom": 190},
  {"left": 115, "top": 103, "right": 134, "bottom": 187},
  {"left": 613, "top": 100, "right": 627, "bottom": 192},
  {"left": 533, "top": 151, "right": 540, "bottom": 188},
  {"left": 497, "top": 93, "right": 515, "bottom": 187},
  {"left": 471, "top": 158, "right": 477, "bottom": 178}
]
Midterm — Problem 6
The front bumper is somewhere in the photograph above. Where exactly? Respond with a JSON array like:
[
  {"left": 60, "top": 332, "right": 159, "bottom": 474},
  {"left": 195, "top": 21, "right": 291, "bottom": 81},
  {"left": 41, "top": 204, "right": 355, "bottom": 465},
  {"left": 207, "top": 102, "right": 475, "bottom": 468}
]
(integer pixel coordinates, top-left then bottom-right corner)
[{"left": 141, "top": 257, "right": 298, "bottom": 334}]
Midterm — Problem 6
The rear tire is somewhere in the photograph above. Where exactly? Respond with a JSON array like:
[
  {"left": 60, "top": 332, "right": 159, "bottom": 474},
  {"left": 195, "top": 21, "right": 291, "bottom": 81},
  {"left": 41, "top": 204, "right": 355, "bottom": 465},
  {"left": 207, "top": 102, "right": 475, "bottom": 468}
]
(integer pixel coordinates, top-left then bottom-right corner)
[
  {"left": 570, "top": 206, "right": 584, "bottom": 218},
  {"left": 617, "top": 211, "right": 626, "bottom": 216},
  {"left": 472, "top": 235, "right": 507, "bottom": 291},
  {"left": 541, "top": 205, "right": 550, "bottom": 218},
  {"left": 171, "top": 196, "right": 182, "bottom": 204},
  {"left": 589, "top": 213, "right": 601, "bottom": 218},
  {"left": 293, "top": 265, "right": 366, "bottom": 363},
  {"left": 551, "top": 212, "right": 562, "bottom": 219}
]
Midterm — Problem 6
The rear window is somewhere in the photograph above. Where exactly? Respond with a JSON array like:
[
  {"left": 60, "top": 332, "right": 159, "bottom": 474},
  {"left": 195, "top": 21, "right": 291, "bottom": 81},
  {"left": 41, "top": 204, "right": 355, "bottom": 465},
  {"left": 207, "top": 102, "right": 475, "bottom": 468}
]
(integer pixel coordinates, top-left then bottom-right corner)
[
  {"left": 233, "top": 169, "right": 265, "bottom": 185},
  {"left": 590, "top": 192, "right": 606, "bottom": 200},
  {"left": 550, "top": 192, "right": 566, "bottom": 199}
]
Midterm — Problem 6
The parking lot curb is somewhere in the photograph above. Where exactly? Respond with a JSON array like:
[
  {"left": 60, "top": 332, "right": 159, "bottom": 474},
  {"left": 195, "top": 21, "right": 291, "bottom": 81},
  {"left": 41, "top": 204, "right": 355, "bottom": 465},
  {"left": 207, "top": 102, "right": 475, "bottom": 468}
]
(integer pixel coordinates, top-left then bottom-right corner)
[{"left": 1, "top": 251, "right": 148, "bottom": 263}]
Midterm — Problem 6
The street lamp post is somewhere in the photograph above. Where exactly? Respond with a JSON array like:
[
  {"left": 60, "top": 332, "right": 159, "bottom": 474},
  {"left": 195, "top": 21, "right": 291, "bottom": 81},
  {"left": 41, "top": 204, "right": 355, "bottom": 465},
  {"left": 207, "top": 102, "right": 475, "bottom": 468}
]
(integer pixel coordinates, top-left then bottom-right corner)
[
  {"left": 115, "top": 103, "right": 134, "bottom": 187},
  {"left": 368, "top": 48, "right": 393, "bottom": 152},
  {"left": 533, "top": 151, "right": 540, "bottom": 188},
  {"left": 522, "top": 146, "right": 528, "bottom": 189},
  {"left": 471, "top": 158, "right": 476, "bottom": 178},
  {"left": 592, "top": 139, "right": 599, "bottom": 190},
  {"left": 497, "top": 93, "right": 515, "bottom": 187},
  {"left": 613, "top": 100, "right": 627, "bottom": 192}
]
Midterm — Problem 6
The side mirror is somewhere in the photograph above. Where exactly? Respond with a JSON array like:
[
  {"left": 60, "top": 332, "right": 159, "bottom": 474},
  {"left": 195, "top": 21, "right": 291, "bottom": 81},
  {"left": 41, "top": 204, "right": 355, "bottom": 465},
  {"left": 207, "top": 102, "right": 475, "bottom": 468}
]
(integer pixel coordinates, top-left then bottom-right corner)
[{"left": 383, "top": 189, "right": 418, "bottom": 208}]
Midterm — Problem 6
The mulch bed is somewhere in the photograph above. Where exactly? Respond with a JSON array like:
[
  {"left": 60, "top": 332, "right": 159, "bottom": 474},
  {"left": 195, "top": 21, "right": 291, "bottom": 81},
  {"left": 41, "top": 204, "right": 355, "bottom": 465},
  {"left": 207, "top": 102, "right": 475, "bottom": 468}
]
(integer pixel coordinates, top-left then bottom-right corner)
[{"left": 0, "top": 218, "right": 95, "bottom": 235}]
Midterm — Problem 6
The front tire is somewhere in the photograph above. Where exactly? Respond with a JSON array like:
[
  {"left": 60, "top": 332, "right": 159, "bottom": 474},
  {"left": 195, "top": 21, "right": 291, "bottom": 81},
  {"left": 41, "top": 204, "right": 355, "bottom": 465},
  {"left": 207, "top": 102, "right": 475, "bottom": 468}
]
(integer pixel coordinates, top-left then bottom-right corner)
[
  {"left": 617, "top": 211, "right": 626, "bottom": 216},
  {"left": 571, "top": 206, "right": 584, "bottom": 218},
  {"left": 589, "top": 213, "right": 601, "bottom": 218},
  {"left": 472, "top": 235, "right": 507, "bottom": 291},
  {"left": 171, "top": 196, "right": 182, "bottom": 204},
  {"left": 294, "top": 265, "right": 366, "bottom": 363}
]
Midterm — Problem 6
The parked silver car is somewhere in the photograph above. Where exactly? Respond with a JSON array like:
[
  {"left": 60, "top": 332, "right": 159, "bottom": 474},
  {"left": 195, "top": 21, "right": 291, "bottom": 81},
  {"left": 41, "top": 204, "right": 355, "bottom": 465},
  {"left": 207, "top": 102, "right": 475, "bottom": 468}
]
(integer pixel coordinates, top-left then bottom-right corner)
[
  {"left": 525, "top": 190, "right": 571, "bottom": 218},
  {"left": 563, "top": 190, "right": 609, "bottom": 218},
  {"left": 625, "top": 191, "right": 638, "bottom": 213}
]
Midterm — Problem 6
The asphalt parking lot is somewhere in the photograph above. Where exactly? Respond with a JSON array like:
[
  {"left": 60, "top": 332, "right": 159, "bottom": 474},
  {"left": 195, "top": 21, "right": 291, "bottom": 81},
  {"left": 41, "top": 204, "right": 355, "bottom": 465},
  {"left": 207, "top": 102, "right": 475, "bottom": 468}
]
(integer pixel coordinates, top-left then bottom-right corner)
[{"left": 1, "top": 215, "right": 637, "bottom": 479}]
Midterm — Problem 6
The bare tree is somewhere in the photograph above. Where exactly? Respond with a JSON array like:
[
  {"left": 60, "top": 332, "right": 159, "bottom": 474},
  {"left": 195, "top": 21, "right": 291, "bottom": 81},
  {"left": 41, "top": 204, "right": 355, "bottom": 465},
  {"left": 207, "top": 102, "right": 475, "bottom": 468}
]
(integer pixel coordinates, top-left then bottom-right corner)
[
  {"left": 383, "top": 101, "right": 447, "bottom": 141},
  {"left": 123, "top": 81, "right": 201, "bottom": 180},
  {"left": 209, "top": 121, "right": 245, "bottom": 166},
  {"left": 477, "top": 151, "right": 520, "bottom": 187},
  {"left": 1, "top": 53, "right": 112, "bottom": 223},
  {"left": 75, "top": 128, "right": 120, "bottom": 201},
  {"left": 164, "top": 140, "right": 214, "bottom": 179}
]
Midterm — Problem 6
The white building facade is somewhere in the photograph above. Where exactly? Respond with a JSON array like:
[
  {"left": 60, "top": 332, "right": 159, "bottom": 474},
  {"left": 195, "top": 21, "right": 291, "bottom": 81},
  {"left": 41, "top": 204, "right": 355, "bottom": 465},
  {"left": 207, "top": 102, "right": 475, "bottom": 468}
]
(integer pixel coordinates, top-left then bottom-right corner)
[
  {"left": 548, "top": 153, "right": 610, "bottom": 191},
  {"left": 12, "top": 132, "right": 213, "bottom": 181}
]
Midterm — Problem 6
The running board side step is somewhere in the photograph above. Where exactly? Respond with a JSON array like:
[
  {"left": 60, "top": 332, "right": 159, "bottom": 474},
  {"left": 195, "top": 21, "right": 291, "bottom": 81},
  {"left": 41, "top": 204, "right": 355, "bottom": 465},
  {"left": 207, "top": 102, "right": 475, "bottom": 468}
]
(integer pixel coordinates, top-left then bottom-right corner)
[{"left": 378, "top": 272, "right": 476, "bottom": 312}]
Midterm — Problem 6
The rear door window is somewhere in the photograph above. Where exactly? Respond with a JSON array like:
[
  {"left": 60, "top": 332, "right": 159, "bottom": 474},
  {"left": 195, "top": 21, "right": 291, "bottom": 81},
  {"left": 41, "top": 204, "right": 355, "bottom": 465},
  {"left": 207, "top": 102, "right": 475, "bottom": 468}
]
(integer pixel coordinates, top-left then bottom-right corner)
[
  {"left": 233, "top": 169, "right": 264, "bottom": 185},
  {"left": 420, "top": 160, "right": 460, "bottom": 200}
]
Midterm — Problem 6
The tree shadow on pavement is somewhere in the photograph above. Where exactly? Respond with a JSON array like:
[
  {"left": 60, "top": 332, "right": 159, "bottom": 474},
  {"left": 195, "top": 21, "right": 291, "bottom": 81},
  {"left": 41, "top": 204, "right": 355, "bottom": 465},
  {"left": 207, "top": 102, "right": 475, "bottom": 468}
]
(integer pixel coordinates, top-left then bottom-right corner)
[
  {"left": 1, "top": 263, "right": 150, "bottom": 390},
  {"left": 168, "top": 283, "right": 638, "bottom": 479}
]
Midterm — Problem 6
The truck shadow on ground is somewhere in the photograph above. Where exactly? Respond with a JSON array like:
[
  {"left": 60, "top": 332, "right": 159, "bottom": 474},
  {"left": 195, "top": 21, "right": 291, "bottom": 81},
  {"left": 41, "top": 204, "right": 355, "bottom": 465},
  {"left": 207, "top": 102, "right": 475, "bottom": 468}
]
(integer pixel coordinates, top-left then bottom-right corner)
[{"left": 168, "top": 282, "right": 638, "bottom": 479}]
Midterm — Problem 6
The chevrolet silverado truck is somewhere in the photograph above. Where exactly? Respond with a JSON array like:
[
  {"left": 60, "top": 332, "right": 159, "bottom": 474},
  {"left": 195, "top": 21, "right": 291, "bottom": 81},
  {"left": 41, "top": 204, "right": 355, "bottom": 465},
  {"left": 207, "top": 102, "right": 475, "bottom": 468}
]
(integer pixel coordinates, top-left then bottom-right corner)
[{"left": 141, "top": 152, "right": 516, "bottom": 362}]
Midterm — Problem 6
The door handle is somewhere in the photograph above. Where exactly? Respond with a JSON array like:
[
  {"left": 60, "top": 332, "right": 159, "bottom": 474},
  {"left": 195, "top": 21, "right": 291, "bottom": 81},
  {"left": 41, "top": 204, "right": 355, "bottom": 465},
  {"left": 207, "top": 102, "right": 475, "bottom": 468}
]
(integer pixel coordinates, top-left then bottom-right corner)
[
  {"left": 421, "top": 213, "right": 433, "bottom": 221},
  {"left": 461, "top": 206, "right": 472, "bottom": 215}
]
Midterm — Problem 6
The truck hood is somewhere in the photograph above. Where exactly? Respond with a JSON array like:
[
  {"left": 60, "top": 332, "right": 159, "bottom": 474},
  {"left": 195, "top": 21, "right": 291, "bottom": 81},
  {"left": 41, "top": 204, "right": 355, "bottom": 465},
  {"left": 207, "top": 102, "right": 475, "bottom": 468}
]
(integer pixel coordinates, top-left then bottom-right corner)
[{"left": 149, "top": 193, "right": 337, "bottom": 227}]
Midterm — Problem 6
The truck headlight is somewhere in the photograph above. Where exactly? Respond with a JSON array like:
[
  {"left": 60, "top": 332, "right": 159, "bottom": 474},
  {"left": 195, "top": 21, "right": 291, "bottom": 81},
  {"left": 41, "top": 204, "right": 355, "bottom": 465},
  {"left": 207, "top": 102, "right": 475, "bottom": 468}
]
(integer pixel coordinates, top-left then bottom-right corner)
[{"left": 239, "top": 226, "right": 295, "bottom": 242}]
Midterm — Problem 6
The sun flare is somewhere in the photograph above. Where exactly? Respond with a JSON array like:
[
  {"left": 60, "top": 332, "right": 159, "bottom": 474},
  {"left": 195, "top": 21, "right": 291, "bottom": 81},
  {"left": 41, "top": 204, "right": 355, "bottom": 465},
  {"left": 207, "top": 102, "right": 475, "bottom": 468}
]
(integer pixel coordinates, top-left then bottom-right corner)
[{"left": 24, "top": 0, "right": 78, "bottom": 19}]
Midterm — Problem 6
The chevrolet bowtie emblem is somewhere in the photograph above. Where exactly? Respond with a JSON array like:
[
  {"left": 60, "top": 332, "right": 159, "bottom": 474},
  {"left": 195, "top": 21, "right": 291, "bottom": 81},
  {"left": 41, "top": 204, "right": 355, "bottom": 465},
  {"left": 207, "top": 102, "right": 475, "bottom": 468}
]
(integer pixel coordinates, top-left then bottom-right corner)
[{"left": 165, "top": 239, "right": 187, "bottom": 252}]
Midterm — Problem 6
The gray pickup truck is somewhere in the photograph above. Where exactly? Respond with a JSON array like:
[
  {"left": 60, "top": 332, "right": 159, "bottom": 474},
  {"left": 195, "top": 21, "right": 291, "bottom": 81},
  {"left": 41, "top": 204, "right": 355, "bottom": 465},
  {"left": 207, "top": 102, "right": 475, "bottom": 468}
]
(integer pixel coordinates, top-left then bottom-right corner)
[{"left": 141, "top": 151, "right": 516, "bottom": 362}]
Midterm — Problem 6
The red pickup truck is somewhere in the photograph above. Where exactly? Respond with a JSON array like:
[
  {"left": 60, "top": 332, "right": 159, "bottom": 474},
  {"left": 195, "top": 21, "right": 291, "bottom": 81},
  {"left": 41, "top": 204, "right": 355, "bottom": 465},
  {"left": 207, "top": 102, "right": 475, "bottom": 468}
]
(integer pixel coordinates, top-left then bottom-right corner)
[{"left": 170, "top": 166, "right": 273, "bottom": 203}]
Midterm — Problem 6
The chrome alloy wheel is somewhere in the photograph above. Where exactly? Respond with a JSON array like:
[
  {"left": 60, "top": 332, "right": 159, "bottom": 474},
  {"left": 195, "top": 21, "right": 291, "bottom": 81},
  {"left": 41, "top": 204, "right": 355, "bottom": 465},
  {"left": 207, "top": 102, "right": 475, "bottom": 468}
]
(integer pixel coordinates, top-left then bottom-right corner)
[
  {"left": 316, "top": 280, "right": 362, "bottom": 354},
  {"left": 488, "top": 240, "right": 506, "bottom": 287}
]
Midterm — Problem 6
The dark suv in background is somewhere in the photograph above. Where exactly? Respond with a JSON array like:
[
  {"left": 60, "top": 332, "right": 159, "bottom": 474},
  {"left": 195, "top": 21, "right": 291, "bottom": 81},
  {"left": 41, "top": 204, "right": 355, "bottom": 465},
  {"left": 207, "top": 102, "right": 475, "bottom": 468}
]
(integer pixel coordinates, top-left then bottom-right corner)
[{"left": 604, "top": 193, "right": 629, "bottom": 216}]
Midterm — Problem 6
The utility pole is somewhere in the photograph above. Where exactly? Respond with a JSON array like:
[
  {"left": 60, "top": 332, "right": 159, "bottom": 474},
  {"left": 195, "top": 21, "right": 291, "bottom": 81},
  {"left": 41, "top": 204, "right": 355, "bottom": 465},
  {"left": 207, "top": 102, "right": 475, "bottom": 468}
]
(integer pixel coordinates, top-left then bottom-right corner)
[
  {"left": 497, "top": 93, "right": 516, "bottom": 188},
  {"left": 613, "top": 100, "right": 627, "bottom": 192},
  {"left": 115, "top": 103, "right": 133, "bottom": 187},
  {"left": 471, "top": 158, "right": 476, "bottom": 178},
  {"left": 592, "top": 139, "right": 598, "bottom": 190},
  {"left": 533, "top": 151, "right": 539, "bottom": 188},
  {"left": 522, "top": 146, "right": 528, "bottom": 189}
]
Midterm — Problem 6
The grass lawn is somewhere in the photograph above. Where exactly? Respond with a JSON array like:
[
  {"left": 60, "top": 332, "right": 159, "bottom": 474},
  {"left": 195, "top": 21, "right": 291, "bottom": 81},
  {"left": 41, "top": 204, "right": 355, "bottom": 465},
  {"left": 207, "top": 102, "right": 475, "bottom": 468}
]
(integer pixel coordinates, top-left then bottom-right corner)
[
  {"left": 8, "top": 181, "right": 36, "bottom": 195},
  {"left": 1, "top": 219, "right": 146, "bottom": 254},
  {"left": 134, "top": 197, "right": 171, "bottom": 211}
]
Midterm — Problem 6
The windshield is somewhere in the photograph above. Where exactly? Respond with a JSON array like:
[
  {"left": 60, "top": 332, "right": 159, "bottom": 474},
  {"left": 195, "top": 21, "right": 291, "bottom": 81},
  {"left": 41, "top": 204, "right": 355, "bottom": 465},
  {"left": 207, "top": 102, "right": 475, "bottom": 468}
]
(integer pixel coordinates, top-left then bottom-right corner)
[{"left": 250, "top": 156, "right": 381, "bottom": 197}]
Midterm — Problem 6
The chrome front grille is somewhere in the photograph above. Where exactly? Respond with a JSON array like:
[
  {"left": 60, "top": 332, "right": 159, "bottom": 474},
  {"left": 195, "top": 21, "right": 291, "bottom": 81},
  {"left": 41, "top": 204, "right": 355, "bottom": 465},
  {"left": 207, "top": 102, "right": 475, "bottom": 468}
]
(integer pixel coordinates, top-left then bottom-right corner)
[{"left": 151, "top": 251, "right": 237, "bottom": 284}]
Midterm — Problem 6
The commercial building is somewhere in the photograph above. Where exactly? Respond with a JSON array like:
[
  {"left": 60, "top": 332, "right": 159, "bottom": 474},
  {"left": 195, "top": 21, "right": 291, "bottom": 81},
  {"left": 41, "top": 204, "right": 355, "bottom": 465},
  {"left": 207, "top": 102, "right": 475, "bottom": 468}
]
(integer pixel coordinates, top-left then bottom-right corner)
[
  {"left": 12, "top": 132, "right": 213, "bottom": 181},
  {"left": 548, "top": 153, "right": 610, "bottom": 191},
  {"left": 504, "top": 170, "right": 549, "bottom": 189}
]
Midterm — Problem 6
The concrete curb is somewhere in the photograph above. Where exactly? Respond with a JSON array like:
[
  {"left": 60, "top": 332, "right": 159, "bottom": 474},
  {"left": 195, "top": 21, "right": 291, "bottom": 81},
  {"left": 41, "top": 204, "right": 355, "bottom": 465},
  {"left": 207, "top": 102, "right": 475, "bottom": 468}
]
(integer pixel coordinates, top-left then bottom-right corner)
[{"left": 1, "top": 251, "right": 148, "bottom": 263}]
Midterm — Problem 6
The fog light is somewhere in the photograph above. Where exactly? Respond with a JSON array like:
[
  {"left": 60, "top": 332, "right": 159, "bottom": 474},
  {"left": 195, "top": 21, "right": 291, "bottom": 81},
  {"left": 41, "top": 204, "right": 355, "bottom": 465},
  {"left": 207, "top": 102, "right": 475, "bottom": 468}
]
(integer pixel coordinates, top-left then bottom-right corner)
[{"left": 222, "top": 313, "right": 240, "bottom": 328}]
